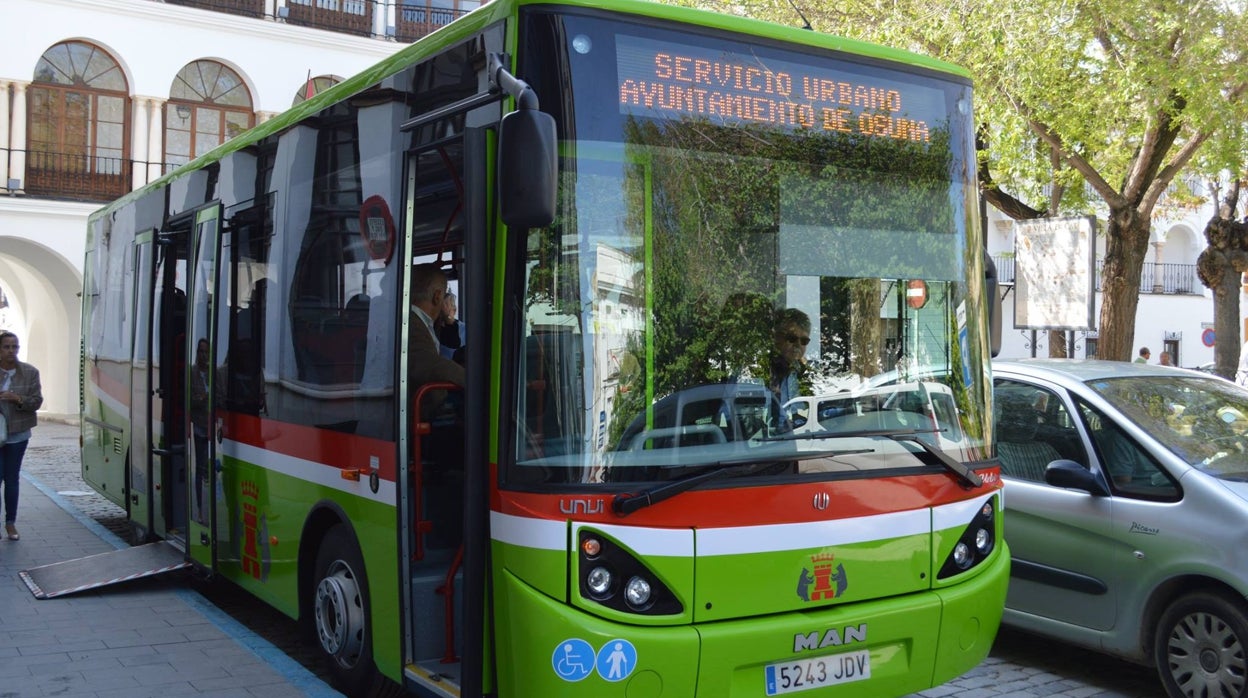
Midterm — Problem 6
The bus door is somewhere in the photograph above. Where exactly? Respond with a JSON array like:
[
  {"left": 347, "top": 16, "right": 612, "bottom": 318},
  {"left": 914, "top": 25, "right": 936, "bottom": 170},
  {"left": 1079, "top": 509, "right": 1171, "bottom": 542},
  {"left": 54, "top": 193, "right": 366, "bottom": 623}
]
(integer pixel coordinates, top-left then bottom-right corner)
[
  {"left": 185, "top": 203, "right": 223, "bottom": 570},
  {"left": 147, "top": 222, "right": 191, "bottom": 543},
  {"left": 399, "top": 129, "right": 481, "bottom": 683},
  {"left": 127, "top": 231, "right": 156, "bottom": 541}
]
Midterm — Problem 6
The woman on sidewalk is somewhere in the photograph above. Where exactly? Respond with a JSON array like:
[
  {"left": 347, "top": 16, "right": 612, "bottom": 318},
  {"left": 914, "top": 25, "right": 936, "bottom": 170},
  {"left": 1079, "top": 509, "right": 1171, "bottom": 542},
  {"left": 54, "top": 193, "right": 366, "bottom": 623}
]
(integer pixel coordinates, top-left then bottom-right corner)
[{"left": 0, "top": 330, "right": 42, "bottom": 540}]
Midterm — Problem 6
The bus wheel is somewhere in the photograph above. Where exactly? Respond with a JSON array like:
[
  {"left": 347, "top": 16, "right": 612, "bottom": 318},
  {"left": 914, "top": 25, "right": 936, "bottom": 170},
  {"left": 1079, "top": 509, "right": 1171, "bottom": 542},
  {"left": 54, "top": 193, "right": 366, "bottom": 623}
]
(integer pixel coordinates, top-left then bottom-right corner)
[
  {"left": 313, "top": 525, "right": 375, "bottom": 694},
  {"left": 1155, "top": 590, "right": 1248, "bottom": 698}
]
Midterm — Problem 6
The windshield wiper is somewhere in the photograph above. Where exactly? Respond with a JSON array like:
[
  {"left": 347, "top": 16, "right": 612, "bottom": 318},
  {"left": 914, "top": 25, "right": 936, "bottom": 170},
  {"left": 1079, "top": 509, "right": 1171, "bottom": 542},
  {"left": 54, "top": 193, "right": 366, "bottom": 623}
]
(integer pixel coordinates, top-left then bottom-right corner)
[
  {"left": 612, "top": 449, "right": 873, "bottom": 516},
  {"left": 888, "top": 433, "right": 982, "bottom": 488},
  {"left": 763, "top": 427, "right": 931, "bottom": 442},
  {"left": 764, "top": 427, "right": 982, "bottom": 488}
]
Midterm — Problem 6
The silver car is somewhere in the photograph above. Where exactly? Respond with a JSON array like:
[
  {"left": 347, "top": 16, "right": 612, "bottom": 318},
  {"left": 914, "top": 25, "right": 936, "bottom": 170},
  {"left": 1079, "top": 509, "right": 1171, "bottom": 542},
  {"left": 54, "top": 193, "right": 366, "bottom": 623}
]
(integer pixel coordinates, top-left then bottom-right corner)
[{"left": 993, "top": 359, "right": 1248, "bottom": 698}]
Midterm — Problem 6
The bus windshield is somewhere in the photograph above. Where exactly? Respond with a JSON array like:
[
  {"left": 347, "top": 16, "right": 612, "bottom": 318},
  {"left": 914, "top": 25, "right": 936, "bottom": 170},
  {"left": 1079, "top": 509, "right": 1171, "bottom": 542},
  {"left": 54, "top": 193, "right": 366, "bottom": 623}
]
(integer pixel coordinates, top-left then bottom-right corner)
[{"left": 512, "top": 10, "right": 990, "bottom": 484}]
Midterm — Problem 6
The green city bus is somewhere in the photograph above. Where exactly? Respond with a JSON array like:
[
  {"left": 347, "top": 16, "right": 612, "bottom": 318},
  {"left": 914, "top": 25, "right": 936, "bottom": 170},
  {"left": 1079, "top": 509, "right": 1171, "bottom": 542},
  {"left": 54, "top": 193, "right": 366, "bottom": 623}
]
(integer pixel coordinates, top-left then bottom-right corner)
[{"left": 79, "top": 0, "right": 1009, "bottom": 695}]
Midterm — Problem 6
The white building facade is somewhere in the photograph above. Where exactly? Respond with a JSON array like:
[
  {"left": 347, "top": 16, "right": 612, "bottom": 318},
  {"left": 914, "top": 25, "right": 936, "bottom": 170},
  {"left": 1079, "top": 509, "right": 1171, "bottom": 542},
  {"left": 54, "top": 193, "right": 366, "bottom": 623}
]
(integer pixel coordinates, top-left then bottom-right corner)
[
  {"left": 1, "top": 0, "right": 488, "bottom": 417},
  {"left": 987, "top": 201, "right": 1226, "bottom": 369}
]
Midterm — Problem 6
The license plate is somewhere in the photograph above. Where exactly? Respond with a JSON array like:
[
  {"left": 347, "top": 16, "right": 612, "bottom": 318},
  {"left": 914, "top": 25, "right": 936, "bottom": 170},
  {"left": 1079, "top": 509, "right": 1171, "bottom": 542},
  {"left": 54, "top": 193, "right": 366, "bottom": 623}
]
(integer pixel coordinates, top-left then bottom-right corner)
[{"left": 764, "top": 649, "right": 871, "bottom": 695}]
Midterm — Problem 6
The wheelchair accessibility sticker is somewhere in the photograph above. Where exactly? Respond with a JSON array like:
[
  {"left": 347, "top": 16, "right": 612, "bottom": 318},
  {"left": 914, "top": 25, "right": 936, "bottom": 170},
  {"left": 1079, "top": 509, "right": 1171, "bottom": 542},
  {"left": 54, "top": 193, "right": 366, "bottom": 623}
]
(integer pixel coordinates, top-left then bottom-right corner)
[{"left": 552, "top": 638, "right": 637, "bottom": 682}]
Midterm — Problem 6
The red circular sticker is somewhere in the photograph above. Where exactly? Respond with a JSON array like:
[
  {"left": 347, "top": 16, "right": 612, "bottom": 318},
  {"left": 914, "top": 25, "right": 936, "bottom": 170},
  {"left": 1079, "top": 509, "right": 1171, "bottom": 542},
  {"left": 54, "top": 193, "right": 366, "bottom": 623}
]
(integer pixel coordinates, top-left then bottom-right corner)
[
  {"left": 906, "top": 280, "right": 928, "bottom": 309},
  {"left": 359, "top": 195, "right": 395, "bottom": 264}
]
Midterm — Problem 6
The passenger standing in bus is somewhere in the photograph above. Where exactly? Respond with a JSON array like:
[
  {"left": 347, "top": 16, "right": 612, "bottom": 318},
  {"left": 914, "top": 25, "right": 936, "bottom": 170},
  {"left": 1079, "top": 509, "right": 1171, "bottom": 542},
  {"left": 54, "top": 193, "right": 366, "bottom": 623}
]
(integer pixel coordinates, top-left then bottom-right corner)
[
  {"left": 437, "top": 291, "right": 465, "bottom": 362},
  {"left": 410, "top": 264, "right": 464, "bottom": 418},
  {"left": 410, "top": 265, "right": 468, "bottom": 550},
  {"left": 0, "top": 330, "right": 42, "bottom": 541}
]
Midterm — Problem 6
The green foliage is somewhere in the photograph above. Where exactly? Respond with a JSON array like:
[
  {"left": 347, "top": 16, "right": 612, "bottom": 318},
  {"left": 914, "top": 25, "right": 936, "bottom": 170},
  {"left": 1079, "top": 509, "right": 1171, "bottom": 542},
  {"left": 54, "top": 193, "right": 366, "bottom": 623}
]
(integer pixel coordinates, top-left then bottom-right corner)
[
  {"left": 668, "top": 0, "right": 1248, "bottom": 216},
  {"left": 628, "top": 116, "right": 955, "bottom": 391}
]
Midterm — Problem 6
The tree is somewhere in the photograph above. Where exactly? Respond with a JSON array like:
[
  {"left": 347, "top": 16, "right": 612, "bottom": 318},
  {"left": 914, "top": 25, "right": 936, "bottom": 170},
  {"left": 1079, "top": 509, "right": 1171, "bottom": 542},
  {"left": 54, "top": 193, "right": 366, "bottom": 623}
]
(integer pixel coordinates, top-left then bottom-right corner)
[
  {"left": 668, "top": 0, "right": 1248, "bottom": 360},
  {"left": 1196, "top": 179, "right": 1248, "bottom": 378}
]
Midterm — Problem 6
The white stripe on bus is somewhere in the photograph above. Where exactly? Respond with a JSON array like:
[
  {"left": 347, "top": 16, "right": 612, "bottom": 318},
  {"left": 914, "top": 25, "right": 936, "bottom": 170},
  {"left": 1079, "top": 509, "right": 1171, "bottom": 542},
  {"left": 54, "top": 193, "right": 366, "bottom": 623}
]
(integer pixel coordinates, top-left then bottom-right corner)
[
  {"left": 931, "top": 491, "right": 995, "bottom": 532},
  {"left": 490, "top": 511, "right": 567, "bottom": 549},
  {"left": 491, "top": 491, "right": 997, "bottom": 556},
  {"left": 225, "top": 439, "right": 397, "bottom": 502},
  {"left": 696, "top": 508, "right": 931, "bottom": 556}
]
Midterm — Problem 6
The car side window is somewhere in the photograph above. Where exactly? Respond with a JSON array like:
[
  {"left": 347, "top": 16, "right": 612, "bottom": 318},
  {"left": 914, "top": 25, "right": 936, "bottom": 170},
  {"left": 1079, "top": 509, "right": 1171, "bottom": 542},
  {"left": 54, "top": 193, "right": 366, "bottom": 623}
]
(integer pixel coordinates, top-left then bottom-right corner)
[
  {"left": 1076, "top": 400, "right": 1180, "bottom": 500},
  {"left": 995, "top": 380, "right": 1088, "bottom": 482}
]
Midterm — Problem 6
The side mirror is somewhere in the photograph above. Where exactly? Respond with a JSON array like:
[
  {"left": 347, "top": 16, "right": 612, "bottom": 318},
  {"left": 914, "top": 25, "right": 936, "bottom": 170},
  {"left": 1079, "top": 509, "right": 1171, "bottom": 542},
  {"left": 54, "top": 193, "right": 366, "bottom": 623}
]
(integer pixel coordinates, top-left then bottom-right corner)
[
  {"left": 498, "top": 109, "right": 557, "bottom": 229},
  {"left": 1044, "top": 459, "right": 1110, "bottom": 496},
  {"left": 984, "top": 250, "right": 1001, "bottom": 358}
]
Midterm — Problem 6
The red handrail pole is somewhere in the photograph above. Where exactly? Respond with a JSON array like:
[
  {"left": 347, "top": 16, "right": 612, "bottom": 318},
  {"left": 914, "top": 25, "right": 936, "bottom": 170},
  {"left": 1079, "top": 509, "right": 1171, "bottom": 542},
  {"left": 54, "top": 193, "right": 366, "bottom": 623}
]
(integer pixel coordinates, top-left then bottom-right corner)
[
  {"left": 440, "top": 545, "right": 464, "bottom": 663},
  {"left": 409, "top": 381, "right": 461, "bottom": 561}
]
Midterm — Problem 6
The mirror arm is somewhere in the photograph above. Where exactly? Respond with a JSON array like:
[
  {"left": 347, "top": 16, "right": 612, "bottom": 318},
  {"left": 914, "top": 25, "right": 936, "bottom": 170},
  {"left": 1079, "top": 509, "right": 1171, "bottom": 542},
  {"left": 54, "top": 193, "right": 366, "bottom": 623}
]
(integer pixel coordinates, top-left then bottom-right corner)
[{"left": 488, "top": 53, "right": 540, "bottom": 111}]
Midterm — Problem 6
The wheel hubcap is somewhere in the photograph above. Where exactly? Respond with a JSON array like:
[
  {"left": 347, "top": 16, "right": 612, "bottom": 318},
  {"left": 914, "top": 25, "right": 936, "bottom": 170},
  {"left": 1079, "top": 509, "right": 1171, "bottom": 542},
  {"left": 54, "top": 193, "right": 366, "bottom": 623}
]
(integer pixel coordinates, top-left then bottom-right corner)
[
  {"left": 1167, "top": 610, "right": 1247, "bottom": 697},
  {"left": 315, "top": 560, "right": 365, "bottom": 669}
]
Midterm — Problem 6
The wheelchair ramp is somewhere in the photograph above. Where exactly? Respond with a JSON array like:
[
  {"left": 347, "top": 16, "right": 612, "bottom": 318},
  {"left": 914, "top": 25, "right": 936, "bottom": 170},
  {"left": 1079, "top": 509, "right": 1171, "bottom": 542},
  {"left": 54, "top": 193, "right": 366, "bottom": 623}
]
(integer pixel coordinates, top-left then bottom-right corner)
[{"left": 19, "top": 542, "right": 190, "bottom": 599}]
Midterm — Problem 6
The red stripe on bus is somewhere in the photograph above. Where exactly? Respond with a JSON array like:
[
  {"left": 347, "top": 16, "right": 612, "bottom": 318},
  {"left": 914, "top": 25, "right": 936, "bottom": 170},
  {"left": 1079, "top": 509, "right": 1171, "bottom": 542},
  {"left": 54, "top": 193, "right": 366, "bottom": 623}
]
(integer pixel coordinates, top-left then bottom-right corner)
[
  {"left": 495, "top": 469, "right": 1001, "bottom": 527},
  {"left": 221, "top": 413, "right": 399, "bottom": 482},
  {"left": 89, "top": 361, "right": 129, "bottom": 403}
]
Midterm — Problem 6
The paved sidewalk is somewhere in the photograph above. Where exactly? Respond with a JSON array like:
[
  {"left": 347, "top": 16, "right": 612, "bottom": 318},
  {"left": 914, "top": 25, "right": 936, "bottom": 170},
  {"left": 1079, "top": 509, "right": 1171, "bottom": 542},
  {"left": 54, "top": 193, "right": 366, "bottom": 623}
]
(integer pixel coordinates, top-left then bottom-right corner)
[{"left": 0, "top": 422, "right": 342, "bottom": 697}]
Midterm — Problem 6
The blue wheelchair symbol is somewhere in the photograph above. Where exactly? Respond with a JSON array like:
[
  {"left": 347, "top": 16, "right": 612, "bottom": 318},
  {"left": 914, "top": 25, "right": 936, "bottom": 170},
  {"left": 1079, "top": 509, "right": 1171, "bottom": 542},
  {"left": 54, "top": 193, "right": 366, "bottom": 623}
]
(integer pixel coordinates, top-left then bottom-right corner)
[
  {"left": 552, "top": 638, "right": 595, "bottom": 681},
  {"left": 596, "top": 638, "right": 637, "bottom": 682}
]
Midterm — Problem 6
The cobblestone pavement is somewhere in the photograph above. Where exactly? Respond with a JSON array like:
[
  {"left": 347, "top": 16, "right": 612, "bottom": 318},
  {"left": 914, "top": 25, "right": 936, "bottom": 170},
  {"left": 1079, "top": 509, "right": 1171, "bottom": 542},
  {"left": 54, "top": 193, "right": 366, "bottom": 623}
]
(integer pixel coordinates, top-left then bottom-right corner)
[{"left": 25, "top": 421, "right": 1164, "bottom": 697}]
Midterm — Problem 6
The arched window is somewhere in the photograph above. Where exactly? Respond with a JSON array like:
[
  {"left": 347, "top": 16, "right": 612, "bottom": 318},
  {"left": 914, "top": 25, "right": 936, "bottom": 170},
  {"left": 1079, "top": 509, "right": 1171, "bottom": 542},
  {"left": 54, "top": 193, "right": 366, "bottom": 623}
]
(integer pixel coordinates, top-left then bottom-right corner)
[
  {"left": 28, "top": 41, "right": 130, "bottom": 200},
  {"left": 165, "top": 61, "right": 254, "bottom": 173},
  {"left": 293, "top": 75, "right": 342, "bottom": 106}
]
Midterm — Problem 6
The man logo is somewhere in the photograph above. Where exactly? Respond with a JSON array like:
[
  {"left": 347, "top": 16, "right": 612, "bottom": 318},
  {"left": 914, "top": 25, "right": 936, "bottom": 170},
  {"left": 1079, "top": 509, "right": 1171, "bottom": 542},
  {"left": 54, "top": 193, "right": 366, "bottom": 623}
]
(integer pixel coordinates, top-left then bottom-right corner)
[{"left": 794, "top": 624, "right": 868, "bottom": 652}]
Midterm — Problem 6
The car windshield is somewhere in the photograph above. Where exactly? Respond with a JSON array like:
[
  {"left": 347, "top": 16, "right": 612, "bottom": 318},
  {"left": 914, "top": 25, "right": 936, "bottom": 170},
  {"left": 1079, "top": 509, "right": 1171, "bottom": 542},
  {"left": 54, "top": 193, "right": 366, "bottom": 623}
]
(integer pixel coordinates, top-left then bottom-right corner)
[{"left": 1086, "top": 375, "right": 1248, "bottom": 477}]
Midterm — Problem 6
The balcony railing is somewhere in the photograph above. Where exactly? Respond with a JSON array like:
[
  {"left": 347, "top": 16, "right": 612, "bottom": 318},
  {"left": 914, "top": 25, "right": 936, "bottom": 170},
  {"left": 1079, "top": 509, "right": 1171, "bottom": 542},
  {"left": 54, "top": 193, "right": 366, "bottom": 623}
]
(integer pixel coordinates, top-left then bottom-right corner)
[
  {"left": 992, "top": 255, "right": 1202, "bottom": 296},
  {"left": 25, "top": 150, "right": 132, "bottom": 202},
  {"left": 2, "top": 149, "right": 175, "bottom": 203},
  {"left": 158, "top": 0, "right": 475, "bottom": 42},
  {"left": 164, "top": 0, "right": 265, "bottom": 18},
  {"left": 395, "top": 4, "right": 470, "bottom": 42},
  {"left": 287, "top": 0, "right": 373, "bottom": 38}
]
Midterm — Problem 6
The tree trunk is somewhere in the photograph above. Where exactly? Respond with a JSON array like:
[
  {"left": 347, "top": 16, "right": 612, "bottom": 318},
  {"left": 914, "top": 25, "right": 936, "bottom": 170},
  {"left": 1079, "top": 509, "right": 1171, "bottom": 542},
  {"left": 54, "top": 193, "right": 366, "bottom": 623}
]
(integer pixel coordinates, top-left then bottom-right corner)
[
  {"left": 850, "top": 279, "right": 882, "bottom": 378},
  {"left": 1047, "top": 329, "right": 1067, "bottom": 358},
  {"left": 1196, "top": 212, "right": 1248, "bottom": 379},
  {"left": 1195, "top": 182, "right": 1248, "bottom": 380},
  {"left": 1214, "top": 270, "right": 1241, "bottom": 379},
  {"left": 1096, "top": 207, "right": 1152, "bottom": 361}
]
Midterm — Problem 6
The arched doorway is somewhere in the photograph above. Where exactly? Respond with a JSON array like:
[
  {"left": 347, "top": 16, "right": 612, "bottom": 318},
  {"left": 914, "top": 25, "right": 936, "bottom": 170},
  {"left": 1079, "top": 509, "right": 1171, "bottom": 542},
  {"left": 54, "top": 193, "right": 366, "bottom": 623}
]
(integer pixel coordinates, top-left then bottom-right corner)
[{"left": 0, "top": 238, "right": 83, "bottom": 418}]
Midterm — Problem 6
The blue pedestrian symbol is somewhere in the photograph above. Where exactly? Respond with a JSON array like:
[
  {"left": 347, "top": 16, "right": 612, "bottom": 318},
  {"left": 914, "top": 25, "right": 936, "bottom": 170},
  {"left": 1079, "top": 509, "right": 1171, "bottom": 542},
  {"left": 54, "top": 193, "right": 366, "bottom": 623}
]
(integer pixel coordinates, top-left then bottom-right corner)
[
  {"left": 596, "top": 638, "right": 637, "bottom": 682},
  {"left": 552, "top": 638, "right": 595, "bottom": 681}
]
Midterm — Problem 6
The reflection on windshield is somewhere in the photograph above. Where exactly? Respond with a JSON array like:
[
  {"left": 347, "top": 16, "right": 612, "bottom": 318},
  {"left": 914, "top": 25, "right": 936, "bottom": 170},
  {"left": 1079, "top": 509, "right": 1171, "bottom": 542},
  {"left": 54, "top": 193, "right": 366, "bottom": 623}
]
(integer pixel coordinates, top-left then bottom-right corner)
[
  {"left": 507, "top": 15, "right": 989, "bottom": 487},
  {"left": 1088, "top": 376, "right": 1248, "bottom": 475}
]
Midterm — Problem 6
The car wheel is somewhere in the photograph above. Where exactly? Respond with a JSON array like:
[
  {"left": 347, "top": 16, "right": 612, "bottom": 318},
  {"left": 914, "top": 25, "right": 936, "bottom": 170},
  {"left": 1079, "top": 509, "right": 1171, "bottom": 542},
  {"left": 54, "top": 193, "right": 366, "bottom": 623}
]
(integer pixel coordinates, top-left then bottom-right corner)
[
  {"left": 313, "top": 524, "right": 378, "bottom": 696},
  {"left": 1155, "top": 591, "right": 1248, "bottom": 698}
]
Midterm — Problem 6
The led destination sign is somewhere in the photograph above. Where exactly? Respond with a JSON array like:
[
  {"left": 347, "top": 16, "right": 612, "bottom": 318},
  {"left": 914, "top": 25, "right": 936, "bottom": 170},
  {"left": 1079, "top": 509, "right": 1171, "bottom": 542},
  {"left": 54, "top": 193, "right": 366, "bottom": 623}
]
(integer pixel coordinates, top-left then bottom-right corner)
[{"left": 616, "top": 35, "right": 948, "bottom": 142}]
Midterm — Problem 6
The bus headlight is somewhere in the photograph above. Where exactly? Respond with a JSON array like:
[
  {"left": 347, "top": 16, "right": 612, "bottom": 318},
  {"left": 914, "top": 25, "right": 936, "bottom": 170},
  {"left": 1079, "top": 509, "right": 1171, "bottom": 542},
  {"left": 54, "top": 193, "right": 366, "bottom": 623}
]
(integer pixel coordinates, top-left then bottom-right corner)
[
  {"left": 952, "top": 542, "right": 972, "bottom": 569},
  {"left": 586, "top": 566, "right": 612, "bottom": 597},
  {"left": 937, "top": 495, "right": 998, "bottom": 580},
  {"left": 975, "top": 527, "right": 992, "bottom": 554},
  {"left": 577, "top": 529, "right": 683, "bottom": 616},
  {"left": 624, "top": 576, "right": 652, "bottom": 608}
]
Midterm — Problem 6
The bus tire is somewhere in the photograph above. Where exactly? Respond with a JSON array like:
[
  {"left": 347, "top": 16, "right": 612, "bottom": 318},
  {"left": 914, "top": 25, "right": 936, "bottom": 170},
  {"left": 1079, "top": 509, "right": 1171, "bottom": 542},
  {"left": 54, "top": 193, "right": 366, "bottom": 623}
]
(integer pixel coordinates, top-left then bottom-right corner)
[
  {"left": 313, "top": 524, "right": 379, "bottom": 696},
  {"left": 1154, "top": 590, "right": 1248, "bottom": 698}
]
